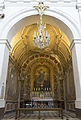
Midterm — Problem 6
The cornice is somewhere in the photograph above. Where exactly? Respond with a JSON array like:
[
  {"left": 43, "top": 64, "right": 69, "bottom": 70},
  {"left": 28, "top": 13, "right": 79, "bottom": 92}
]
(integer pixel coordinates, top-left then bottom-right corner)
[
  {"left": 76, "top": 2, "right": 81, "bottom": 10},
  {"left": 70, "top": 39, "right": 81, "bottom": 50},
  {"left": 4, "top": 0, "right": 76, "bottom": 7},
  {"left": 9, "top": 55, "right": 21, "bottom": 71},
  {"left": 0, "top": 39, "right": 11, "bottom": 50},
  {"left": 0, "top": 2, "right": 5, "bottom": 9},
  {"left": 4, "top": 0, "right": 76, "bottom": 3}
]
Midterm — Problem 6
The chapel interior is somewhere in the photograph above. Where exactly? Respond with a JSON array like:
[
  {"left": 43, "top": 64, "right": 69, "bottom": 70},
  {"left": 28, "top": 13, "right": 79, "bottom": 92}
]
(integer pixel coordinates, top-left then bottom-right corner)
[{"left": 3, "top": 13, "right": 77, "bottom": 119}]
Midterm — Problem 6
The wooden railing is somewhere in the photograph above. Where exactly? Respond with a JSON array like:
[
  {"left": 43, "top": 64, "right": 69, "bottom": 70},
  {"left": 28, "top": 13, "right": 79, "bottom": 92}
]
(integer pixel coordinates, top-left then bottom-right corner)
[{"left": 15, "top": 107, "right": 63, "bottom": 119}]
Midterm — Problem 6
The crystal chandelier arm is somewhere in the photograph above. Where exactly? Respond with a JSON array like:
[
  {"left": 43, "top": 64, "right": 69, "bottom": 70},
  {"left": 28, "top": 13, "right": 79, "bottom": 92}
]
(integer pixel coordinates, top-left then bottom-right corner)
[{"left": 40, "top": 14, "right": 42, "bottom": 25}]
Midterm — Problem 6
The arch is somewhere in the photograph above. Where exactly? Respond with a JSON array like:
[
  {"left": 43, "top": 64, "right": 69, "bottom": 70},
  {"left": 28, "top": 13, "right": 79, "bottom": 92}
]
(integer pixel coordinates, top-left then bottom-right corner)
[
  {"left": 0, "top": 8, "right": 80, "bottom": 43},
  {"left": 0, "top": 4, "right": 81, "bottom": 115}
]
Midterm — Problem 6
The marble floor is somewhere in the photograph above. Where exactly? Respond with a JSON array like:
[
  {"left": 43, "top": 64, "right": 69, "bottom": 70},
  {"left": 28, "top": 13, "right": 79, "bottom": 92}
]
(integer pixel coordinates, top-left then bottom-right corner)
[{"left": 3, "top": 111, "right": 80, "bottom": 120}]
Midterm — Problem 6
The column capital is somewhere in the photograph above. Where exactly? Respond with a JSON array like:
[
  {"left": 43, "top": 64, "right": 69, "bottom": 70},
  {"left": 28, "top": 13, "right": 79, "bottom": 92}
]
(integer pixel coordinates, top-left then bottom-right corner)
[
  {"left": 70, "top": 39, "right": 81, "bottom": 51},
  {"left": 0, "top": 39, "right": 11, "bottom": 50},
  {"left": 76, "top": 2, "right": 81, "bottom": 10},
  {"left": 75, "top": 99, "right": 81, "bottom": 109},
  {"left": 0, "top": 99, "right": 5, "bottom": 108}
]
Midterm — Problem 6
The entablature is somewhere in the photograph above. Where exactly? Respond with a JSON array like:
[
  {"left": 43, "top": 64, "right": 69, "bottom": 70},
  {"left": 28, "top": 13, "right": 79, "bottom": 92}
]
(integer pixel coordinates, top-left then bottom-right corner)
[{"left": 1, "top": 0, "right": 77, "bottom": 7}]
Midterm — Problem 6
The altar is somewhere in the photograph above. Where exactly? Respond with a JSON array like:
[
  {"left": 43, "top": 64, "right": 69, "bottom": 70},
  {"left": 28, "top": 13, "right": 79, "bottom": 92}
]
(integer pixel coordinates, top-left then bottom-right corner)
[
  {"left": 31, "top": 97, "right": 54, "bottom": 108},
  {"left": 32, "top": 98, "right": 53, "bottom": 101}
]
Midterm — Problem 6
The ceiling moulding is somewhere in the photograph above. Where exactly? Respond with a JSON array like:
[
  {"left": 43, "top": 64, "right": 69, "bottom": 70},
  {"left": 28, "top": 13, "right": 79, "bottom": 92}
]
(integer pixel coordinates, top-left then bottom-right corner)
[
  {"left": 0, "top": 1, "right": 5, "bottom": 18},
  {"left": 0, "top": 2, "right": 4, "bottom": 8},
  {"left": 76, "top": 2, "right": 81, "bottom": 10},
  {"left": 4, "top": 0, "right": 76, "bottom": 3}
]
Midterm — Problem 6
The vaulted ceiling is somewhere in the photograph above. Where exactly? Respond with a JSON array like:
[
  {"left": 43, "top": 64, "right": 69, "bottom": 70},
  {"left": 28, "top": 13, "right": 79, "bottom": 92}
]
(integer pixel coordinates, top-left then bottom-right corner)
[{"left": 10, "top": 23, "right": 71, "bottom": 72}]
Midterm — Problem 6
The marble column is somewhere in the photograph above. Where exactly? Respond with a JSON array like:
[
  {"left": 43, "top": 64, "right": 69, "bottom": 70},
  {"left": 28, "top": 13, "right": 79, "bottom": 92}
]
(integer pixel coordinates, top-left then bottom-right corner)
[
  {"left": 70, "top": 39, "right": 81, "bottom": 109},
  {"left": 57, "top": 76, "right": 60, "bottom": 100},
  {"left": 18, "top": 79, "right": 21, "bottom": 108},
  {"left": 63, "top": 75, "right": 67, "bottom": 111},
  {"left": 60, "top": 79, "right": 64, "bottom": 100},
  {"left": 0, "top": 39, "right": 10, "bottom": 119}
]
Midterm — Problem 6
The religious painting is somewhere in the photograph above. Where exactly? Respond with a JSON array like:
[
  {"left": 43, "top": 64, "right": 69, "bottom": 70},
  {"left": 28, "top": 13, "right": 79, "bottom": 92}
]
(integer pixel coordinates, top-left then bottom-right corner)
[
  {"left": 33, "top": 66, "right": 51, "bottom": 91},
  {"left": 6, "top": 61, "right": 18, "bottom": 101}
]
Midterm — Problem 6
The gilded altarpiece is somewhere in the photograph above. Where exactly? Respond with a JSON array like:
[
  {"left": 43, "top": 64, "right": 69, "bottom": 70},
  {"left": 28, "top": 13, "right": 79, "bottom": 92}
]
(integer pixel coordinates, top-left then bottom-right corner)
[
  {"left": 21, "top": 55, "right": 64, "bottom": 102},
  {"left": 32, "top": 65, "right": 51, "bottom": 91}
]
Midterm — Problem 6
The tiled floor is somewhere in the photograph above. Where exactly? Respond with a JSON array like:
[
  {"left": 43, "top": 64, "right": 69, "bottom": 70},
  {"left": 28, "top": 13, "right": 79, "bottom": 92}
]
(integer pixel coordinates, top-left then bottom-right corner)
[{"left": 3, "top": 111, "right": 80, "bottom": 120}]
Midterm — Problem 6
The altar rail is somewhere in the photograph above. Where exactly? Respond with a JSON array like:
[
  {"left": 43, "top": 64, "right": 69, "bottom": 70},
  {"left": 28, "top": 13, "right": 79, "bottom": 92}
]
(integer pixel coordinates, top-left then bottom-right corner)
[
  {"left": 66, "top": 100, "right": 75, "bottom": 112},
  {"left": 15, "top": 108, "right": 63, "bottom": 119},
  {"left": 5, "top": 100, "right": 18, "bottom": 113},
  {"left": 20, "top": 100, "right": 64, "bottom": 109}
]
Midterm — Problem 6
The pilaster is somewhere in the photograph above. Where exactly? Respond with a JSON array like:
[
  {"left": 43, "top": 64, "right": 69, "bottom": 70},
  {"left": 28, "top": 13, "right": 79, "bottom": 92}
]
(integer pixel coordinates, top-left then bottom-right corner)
[
  {"left": 0, "top": 39, "right": 11, "bottom": 108},
  {"left": 70, "top": 39, "right": 81, "bottom": 109}
]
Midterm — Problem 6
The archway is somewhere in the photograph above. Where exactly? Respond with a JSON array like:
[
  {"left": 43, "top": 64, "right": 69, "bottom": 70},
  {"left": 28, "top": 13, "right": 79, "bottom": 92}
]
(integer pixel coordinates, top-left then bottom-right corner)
[
  {"left": 5, "top": 16, "right": 75, "bottom": 113},
  {"left": 0, "top": 8, "right": 81, "bottom": 119}
]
